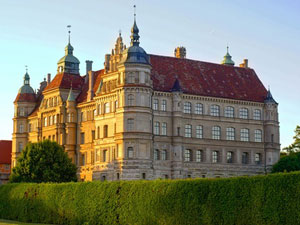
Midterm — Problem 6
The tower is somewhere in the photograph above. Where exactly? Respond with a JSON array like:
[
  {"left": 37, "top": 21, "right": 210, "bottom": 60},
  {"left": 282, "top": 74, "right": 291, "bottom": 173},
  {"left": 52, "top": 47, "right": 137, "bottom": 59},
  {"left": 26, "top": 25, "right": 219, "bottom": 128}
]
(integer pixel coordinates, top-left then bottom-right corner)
[
  {"left": 12, "top": 68, "right": 36, "bottom": 168},
  {"left": 263, "top": 88, "right": 280, "bottom": 170}
]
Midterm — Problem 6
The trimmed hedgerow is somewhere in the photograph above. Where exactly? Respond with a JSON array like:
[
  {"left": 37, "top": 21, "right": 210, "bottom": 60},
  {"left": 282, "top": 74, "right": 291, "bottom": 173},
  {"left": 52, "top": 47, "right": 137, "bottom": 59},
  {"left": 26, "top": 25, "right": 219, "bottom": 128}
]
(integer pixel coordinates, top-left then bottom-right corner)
[{"left": 1, "top": 172, "right": 300, "bottom": 225}]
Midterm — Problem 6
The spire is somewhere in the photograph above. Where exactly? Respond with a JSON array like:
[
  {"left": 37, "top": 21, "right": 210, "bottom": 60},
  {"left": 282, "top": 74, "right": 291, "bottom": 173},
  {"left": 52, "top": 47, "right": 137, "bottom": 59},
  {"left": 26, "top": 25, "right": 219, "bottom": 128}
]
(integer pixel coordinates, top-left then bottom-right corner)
[
  {"left": 264, "top": 87, "right": 277, "bottom": 104},
  {"left": 171, "top": 78, "right": 182, "bottom": 92},
  {"left": 65, "top": 25, "right": 74, "bottom": 55},
  {"left": 24, "top": 65, "right": 30, "bottom": 85},
  {"left": 67, "top": 85, "right": 75, "bottom": 102},
  {"left": 130, "top": 5, "right": 140, "bottom": 46},
  {"left": 67, "top": 25, "right": 71, "bottom": 44},
  {"left": 221, "top": 46, "right": 235, "bottom": 66}
]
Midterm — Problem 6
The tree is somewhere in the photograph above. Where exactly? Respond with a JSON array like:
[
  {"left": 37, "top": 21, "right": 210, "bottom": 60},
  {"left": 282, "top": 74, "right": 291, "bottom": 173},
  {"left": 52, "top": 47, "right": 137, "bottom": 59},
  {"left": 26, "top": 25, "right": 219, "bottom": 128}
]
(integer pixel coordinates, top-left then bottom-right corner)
[
  {"left": 10, "top": 140, "right": 77, "bottom": 183},
  {"left": 272, "top": 125, "right": 300, "bottom": 173},
  {"left": 283, "top": 125, "right": 300, "bottom": 152}
]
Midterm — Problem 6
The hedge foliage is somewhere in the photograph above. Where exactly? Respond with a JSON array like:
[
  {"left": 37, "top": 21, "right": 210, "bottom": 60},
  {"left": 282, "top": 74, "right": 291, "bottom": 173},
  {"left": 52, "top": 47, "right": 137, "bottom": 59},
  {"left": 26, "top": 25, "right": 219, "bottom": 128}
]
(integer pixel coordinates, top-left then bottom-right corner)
[{"left": 1, "top": 172, "right": 300, "bottom": 225}]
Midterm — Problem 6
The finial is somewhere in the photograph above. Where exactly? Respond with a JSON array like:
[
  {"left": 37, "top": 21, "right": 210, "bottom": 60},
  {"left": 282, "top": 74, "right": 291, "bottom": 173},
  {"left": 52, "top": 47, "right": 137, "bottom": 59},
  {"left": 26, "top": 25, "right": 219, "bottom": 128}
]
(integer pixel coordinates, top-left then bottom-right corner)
[
  {"left": 268, "top": 85, "right": 270, "bottom": 91},
  {"left": 226, "top": 45, "right": 229, "bottom": 54},
  {"left": 119, "top": 29, "right": 122, "bottom": 37},
  {"left": 134, "top": 5, "right": 136, "bottom": 21},
  {"left": 25, "top": 65, "right": 28, "bottom": 73},
  {"left": 67, "top": 25, "right": 71, "bottom": 44}
]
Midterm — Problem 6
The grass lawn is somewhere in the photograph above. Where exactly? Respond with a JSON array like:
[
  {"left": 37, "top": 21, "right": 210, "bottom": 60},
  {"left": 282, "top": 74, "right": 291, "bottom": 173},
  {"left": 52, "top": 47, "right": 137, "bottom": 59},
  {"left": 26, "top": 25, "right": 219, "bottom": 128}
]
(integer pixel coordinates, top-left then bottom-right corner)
[{"left": 0, "top": 220, "right": 52, "bottom": 225}]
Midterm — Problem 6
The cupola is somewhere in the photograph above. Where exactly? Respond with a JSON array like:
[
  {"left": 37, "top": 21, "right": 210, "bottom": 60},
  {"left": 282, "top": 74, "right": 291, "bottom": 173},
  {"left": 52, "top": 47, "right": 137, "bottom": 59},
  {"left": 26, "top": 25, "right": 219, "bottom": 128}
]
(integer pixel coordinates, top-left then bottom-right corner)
[
  {"left": 221, "top": 46, "right": 235, "bottom": 66},
  {"left": 14, "top": 67, "right": 36, "bottom": 103}
]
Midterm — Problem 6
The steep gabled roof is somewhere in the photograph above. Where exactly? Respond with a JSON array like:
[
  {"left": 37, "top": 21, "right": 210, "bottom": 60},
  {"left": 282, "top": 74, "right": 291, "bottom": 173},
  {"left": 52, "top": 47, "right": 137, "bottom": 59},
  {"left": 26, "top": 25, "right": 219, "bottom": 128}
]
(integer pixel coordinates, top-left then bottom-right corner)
[
  {"left": 0, "top": 140, "right": 12, "bottom": 164},
  {"left": 149, "top": 54, "right": 267, "bottom": 103},
  {"left": 44, "top": 73, "right": 84, "bottom": 92}
]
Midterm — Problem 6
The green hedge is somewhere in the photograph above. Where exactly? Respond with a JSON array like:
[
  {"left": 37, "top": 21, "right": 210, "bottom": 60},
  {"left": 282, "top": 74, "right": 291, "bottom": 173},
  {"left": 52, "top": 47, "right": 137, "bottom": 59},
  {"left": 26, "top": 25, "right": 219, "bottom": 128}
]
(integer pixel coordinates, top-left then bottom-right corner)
[{"left": 1, "top": 172, "right": 300, "bottom": 225}]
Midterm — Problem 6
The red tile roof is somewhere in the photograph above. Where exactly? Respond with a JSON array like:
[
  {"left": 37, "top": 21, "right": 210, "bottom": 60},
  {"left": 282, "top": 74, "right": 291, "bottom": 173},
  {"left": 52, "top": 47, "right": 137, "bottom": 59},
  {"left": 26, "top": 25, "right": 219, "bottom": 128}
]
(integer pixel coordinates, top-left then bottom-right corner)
[
  {"left": 44, "top": 73, "right": 84, "bottom": 92},
  {"left": 14, "top": 93, "right": 36, "bottom": 103},
  {"left": 149, "top": 54, "right": 267, "bottom": 102},
  {"left": 0, "top": 140, "right": 12, "bottom": 164}
]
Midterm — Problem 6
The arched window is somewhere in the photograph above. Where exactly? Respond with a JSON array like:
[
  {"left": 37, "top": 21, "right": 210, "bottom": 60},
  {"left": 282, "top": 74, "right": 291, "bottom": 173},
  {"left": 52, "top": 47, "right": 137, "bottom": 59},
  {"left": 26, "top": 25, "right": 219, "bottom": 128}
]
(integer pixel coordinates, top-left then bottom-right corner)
[
  {"left": 226, "top": 127, "right": 235, "bottom": 140},
  {"left": 154, "top": 149, "right": 160, "bottom": 160},
  {"left": 212, "top": 126, "right": 221, "bottom": 140},
  {"left": 195, "top": 103, "right": 203, "bottom": 115},
  {"left": 127, "top": 118, "right": 134, "bottom": 131},
  {"left": 225, "top": 106, "right": 234, "bottom": 118},
  {"left": 254, "top": 129, "right": 262, "bottom": 142},
  {"left": 239, "top": 108, "right": 249, "bottom": 119},
  {"left": 183, "top": 102, "right": 192, "bottom": 114},
  {"left": 210, "top": 105, "right": 220, "bottom": 116},
  {"left": 241, "top": 128, "right": 250, "bottom": 141},
  {"left": 196, "top": 125, "right": 203, "bottom": 138},
  {"left": 154, "top": 122, "right": 160, "bottom": 135},
  {"left": 253, "top": 109, "right": 261, "bottom": 120},
  {"left": 127, "top": 147, "right": 134, "bottom": 158},
  {"left": 184, "top": 149, "right": 192, "bottom": 162},
  {"left": 184, "top": 124, "right": 192, "bottom": 138},
  {"left": 128, "top": 94, "right": 134, "bottom": 106}
]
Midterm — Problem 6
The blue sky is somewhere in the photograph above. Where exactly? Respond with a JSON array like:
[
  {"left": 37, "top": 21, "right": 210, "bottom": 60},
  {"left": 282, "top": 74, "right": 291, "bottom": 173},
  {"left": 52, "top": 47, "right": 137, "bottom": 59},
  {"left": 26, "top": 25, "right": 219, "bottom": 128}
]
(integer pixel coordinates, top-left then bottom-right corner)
[{"left": 0, "top": 0, "right": 299, "bottom": 148}]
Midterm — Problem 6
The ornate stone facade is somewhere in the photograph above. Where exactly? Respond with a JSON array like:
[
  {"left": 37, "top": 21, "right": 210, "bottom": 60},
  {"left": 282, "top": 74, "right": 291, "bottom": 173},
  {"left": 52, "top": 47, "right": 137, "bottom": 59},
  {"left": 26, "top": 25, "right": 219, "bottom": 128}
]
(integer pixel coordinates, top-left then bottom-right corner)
[{"left": 12, "top": 16, "right": 280, "bottom": 181}]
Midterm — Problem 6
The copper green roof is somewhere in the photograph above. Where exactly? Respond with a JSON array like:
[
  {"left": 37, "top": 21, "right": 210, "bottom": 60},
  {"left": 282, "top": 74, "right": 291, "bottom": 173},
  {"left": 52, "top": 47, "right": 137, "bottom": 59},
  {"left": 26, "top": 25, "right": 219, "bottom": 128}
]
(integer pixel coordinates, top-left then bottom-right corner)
[{"left": 221, "top": 47, "right": 235, "bottom": 66}]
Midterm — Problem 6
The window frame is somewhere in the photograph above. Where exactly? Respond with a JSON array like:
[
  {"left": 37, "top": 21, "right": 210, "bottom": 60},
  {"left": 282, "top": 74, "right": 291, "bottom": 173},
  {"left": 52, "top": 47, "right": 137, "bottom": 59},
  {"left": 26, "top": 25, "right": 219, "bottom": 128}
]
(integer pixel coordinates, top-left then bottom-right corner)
[
  {"left": 212, "top": 126, "right": 221, "bottom": 140},
  {"left": 210, "top": 105, "right": 220, "bottom": 117},
  {"left": 185, "top": 124, "right": 192, "bottom": 138},
  {"left": 240, "top": 128, "right": 250, "bottom": 142},
  {"left": 183, "top": 102, "right": 192, "bottom": 114},
  {"left": 239, "top": 108, "right": 249, "bottom": 119},
  {"left": 195, "top": 103, "right": 203, "bottom": 115},
  {"left": 196, "top": 125, "right": 203, "bottom": 139},
  {"left": 184, "top": 149, "right": 192, "bottom": 162},
  {"left": 161, "top": 99, "right": 167, "bottom": 111},
  {"left": 225, "top": 106, "right": 234, "bottom": 118},
  {"left": 161, "top": 122, "right": 167, "bottom": 136},
  {"left": 226, "top": 127, "right": 235, "bottom": 141}
]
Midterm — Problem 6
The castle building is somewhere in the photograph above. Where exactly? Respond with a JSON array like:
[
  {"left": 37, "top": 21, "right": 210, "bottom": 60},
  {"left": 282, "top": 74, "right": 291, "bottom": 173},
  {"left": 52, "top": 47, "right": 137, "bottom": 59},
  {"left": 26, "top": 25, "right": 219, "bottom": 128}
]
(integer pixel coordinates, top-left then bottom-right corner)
[{"left": 12, "top": 15, "right": 280, "bottom": 181}]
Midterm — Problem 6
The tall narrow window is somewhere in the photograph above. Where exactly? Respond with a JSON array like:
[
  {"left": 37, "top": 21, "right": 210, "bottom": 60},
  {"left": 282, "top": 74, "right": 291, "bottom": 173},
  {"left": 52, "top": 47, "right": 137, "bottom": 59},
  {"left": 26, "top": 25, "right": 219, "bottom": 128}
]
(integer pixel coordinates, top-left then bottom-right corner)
[
  {"left": 253, "top": 109, "right": 261, "bottom": 120},
  {"left": 103, "top": 150, "right": 108, "bottom": 162},
  {"left": 93, "top": 109, "right": 97, "bottom": 118},
  {"left": 241, "top": 128, "right": 250, "bottom": 141},
  {"left": 254, "top": 129, "right": 262, "bottom": 142},
  {"left": 210, "top": 105, "right": 220, "bottom": 116},
  {"left": 128, "top": 94, "right": 134, "bottom": 106},
  {"left": 161, "top": 100, "right": 167, "bottom": 111},
  {"left": 227, "top": 151, "right": 233, "bottom": 163},
  {"left": 242, "top": 152, "right": 249, "bottom": 164},
  {"left": 195, "top": 103, "right": 203, "bottom": 115},
  {"left": 98, "top": 104, "right": 102, "bottom": 115},
  {"left": 19, "top": 124, "right": 24, "bottom": 133},
  {"left": 96, "top": 149, "right": 101, "bottom": 162},
  {"left": 127, "top": 118, "right": 134, "bottom": 131},
  {"left": 127, "top": 147, "right": 134, "bottom": 158},
  {"left": 161, "top": 150, "right": 167, "bottom": 160},
  {"left": 28, "top": 123, "right": 32, "bottom": 132},
  {"left": 225, "top": 106, "right": 234, "bottom": 118},
  {"left": 161, "top": 122, "right": 167, "bottom": 136},
  {"left": 196, "top": 125, "right": 203, "bottom": 138},
  {"left": 154, "top": 149, "right": 160, "bottom": 160},
  {"left": 97, "top": 126, "right": 100, "bottom": 139},
  {"left": 154, "top": 122, "right": 160, "bottom": 135},
  {"left": 212, "top": 151, "right": 219, "bottom": 163},
  {"left": 212, "top": 126, "right": 221, "bottom": 140},
  {"left": 184, "top": 149, "right": 192, "bottom": 162},
  {"left": 115, "top": 100, "right": 118, "bottom": 110},
  {"left": 44, "top": 117, "right": 47, "bottom": 127},
  {"left": 196, "top": 150, "right": 203, "bottom": 162},
  {"left": 239, "top": 108, "right": 249, "bottom": 119},
  {"left": 53, "top": 115, "right": 57, "bottom": 124},
  {"left": 103, "top": 125, "right": 108, "bottom": 138},
  {"left": 104, "top": 103, "right": 110, "bottom": 113},
  {"left": 18, "top": 142, "right": 23, "bottom": 152},
  {"left": 226, "top": 127, "right": 235, "bottom": 141},
  {"left": 80, "top": 133, "right": 85, "bottom": 144},
  {"left": 153, "top": 99, "right": 158, "bottom": 110},
  {"left": 183, "top": 102, "right": 192, "bottom": 114},
  {"left": 185, "top": 124, "right": 192, "bottom": 138},
  {"left": 19, "top": 108, "right": 24, "bottom": 116}
]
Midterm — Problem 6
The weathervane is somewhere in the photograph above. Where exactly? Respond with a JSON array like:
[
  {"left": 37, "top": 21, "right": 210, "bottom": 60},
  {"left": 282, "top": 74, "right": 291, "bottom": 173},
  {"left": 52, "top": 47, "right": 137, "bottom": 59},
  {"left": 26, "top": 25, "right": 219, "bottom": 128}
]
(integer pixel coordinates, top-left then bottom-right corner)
[
  {"left": 25, "top": 65, "right": 28, "bottom": 73},
  {"left": 134, "top": 5, "right": 136, "bottom": 21},
  {"left": 67, "top": 25, "right": 71, "bottom": 44}
]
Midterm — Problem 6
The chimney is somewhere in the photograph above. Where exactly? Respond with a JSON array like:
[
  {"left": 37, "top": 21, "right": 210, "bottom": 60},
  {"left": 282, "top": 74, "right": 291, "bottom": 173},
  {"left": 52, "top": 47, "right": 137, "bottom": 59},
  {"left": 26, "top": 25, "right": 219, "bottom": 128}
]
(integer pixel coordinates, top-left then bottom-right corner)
[
  {"left": 104, "top": 54, "right": 111, "bottom": 72},
  {"left": 87, "top": 71, "right": 94, "bottom": 101},
  {"left": 85, "top": 60, "right": 93, "bottom": 83},
  {"left": 239, "top": 59, "right": 249, "bottom": 68},
  {"left": 47, "top": 73, "right": 51, "bottom": 85},
  {"left": 174, "top": 47, "right": 186, "bottom": 59}
]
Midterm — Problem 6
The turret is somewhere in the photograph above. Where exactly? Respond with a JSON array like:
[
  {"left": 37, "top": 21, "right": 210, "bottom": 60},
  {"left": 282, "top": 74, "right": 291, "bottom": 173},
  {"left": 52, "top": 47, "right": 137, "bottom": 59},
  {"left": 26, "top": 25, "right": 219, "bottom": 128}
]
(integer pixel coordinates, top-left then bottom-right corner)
[{"left": 221, "top": 46, "right": 235, "bottom": 66}]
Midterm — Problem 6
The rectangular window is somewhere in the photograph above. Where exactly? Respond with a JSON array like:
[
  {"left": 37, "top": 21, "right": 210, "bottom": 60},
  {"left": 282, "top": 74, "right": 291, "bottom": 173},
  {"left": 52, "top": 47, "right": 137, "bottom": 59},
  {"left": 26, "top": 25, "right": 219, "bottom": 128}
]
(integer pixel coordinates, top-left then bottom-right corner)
[
  {"left": 195, "top": 103, "right": 203, "bottom": 115},
  {"left": 18, "top": 142, "right": 23, "bottom": 152},
  {"left": 255, "top": 153, "right": 261, "bottom": 164},
  {"left": 92, "top": 130, "right": 95, "bottom": 141},
  {"left": 161, "top": 122, "right": 167, "bottom": 136},
  {"left": 242, "top": 152, "right": 249, "bottom": 164},
  {"left": 183, "top": 102, "right": 192, "bottom": 114},
  {"left": 225, "top": 106, "right": 234, "bottom": 118},
  {"left": 212, "top": 126, "right": 221, "bottom": 140},
  {"left": 153, "top": 99, "right": 158, "bottom": 110},
  {"left": 226, "top": 127, "right": 235, "bottom": 141},
  {"left": 96, "top": 149, "right": 101, "bottom": 162},
  {"left": 103, "top": 125, "right": 108, "bottom": 138},
  {"left": 128, "top": 147, "right": 134, "bottom": 158},
  {"left": 185, "top": 124, "right": 192, "bottom": 138},
  {"left": 196, "top": 150, "right": 203, "bottom": 162},
  {"left": 161, "top": 100, "right": 167, "bottom": 111},
  {"left": 154, "top": 149, "right": 160, "bottom": 160},
  {"left": 154, "top": 122, "right": 160, "bottom": 135},
  {"left": 103, "top": 150, "right": 108, "bottom": 162},
  {"left": 127, "top": 119, "right": 134, "bottom": 131},
  {"left": 254, "top": 130, "right": 263, "bottom": 142},
  {"left": 227, "top": 151, "right": 233, "bottom": 163},
  {"left": 212, "top": 151, "right": 219, "bottom": 163},
  {"left": 196, "top": 125, "right": 203, "bottom": 138},
  {"left": 161, "top": 150, "right": 167, "bottom": 160},
  {"left": 80, "top": 132, "right": 85, "bottom": 144},
  {"left": 105, "top": 103, "right": 110, "bottom": 113}
]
